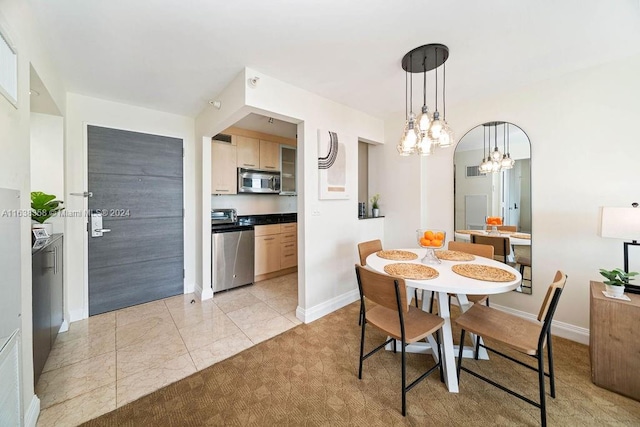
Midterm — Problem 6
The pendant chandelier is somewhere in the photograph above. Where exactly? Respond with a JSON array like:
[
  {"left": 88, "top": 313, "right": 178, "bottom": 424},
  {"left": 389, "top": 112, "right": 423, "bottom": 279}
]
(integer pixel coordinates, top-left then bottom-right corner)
[
  {"left": 479, "top": 122, "right": 515, "bottom": 174},
  {"left": 397, "top": 44, "right": 455, "bottom": 156}
]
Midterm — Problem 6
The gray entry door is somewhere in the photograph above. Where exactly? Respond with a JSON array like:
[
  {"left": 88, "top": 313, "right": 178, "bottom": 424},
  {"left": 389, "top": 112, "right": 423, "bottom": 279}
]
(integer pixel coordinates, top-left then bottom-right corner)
[{"left": 88, "top": 125, "right": 183, "bottom": 316}]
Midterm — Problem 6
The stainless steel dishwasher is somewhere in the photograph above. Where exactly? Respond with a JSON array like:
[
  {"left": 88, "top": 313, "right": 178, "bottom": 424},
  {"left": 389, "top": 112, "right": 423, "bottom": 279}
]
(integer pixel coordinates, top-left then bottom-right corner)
[{"left": 212, "top": 224, "right": 255, "bottom": 292}]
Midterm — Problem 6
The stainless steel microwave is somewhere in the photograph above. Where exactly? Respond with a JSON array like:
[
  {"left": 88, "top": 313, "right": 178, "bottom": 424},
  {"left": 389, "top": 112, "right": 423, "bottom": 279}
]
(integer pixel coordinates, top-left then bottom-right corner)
[{"left": 237, "top": 168, "right": 281, "bottom": 194}]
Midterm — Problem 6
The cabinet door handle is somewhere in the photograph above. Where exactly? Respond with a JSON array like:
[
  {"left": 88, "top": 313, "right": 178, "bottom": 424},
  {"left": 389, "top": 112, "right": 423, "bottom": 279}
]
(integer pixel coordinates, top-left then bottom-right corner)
[
  {"left": 214, "top": 189, "right": 229, "bottom": 192},
  {"left": 54, "top": 246, "right": 57, "bottom": 275},
  {"left": 243, "top": 163, "right": 256, "bottom": 167},
  {"left": 264, "top": 237, "right": 275, "bottom": 241},
  {"left": 284, "top": 244, "right": 294, "bottom": 248},
  {"left": 284, "top": 254, "right": 293, "bottom": 258},
  {"left": 264, "top": 166, "right": 275, "bottom": 169}
]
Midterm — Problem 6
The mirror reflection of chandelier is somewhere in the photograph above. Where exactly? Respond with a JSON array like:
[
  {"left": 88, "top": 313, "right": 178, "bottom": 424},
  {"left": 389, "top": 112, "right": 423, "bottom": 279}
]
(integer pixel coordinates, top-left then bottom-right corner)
[
  {"left": 397, "top": 44, "right": 455, "bottom": 156},
  {"left": 479, "top": 122, "right": 515, "bottom": 174}
]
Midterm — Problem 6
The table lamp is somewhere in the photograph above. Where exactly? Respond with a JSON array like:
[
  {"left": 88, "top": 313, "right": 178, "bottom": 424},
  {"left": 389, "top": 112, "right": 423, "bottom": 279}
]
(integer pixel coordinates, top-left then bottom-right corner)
[{"left": 600, "top": 203, "right": 640, "bottom": 294}]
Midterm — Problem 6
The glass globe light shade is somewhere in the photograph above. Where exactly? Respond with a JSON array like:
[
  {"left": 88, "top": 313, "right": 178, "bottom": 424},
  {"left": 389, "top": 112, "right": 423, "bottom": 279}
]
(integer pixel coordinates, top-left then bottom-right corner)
[
  {"left": 428, "top": 111, "right": 443, "bottom": 140},
  {"left": 480, "top": 157, "right": 492, "bottom": 174},
  {"left": 501, "top": 154, "right": 514, "bottom": 169},
  {"left": 438, "top": 121, "right": 454, "bottom": 147},
  {"left": 416, "top": 134, "right": 434, "bottom": 156},
  {"left": 397, "top": 128, "right": 411, "bottom": 156},
  {"left": 491, "top": 146, "right": 502, "bottom": 162},
  {"left": 416, "top": 105, "right": 431, "bottom": 134},
  {"left": 404, "top": 119, "right": 419, "bottom": 151},
  {"left": 491, "top": 159, "right": 501, "bottom": 173}
]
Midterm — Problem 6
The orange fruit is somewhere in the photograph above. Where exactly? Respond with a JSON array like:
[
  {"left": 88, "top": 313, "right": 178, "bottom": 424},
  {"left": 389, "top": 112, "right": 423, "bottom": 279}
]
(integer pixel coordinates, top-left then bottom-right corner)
[
  {"left": 435, "top": 232, "right": 445, "bottom": 240},
  {"left": 424, "top": 230, "right": 435, "bottom": 240},
  {"left": 420, "top": 237, "right": 429, "bottom": 246}
]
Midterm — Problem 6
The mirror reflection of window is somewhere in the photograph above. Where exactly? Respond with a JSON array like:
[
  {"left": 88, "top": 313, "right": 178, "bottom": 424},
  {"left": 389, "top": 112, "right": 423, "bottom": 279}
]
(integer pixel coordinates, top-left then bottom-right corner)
[{"left": 454, "top": 122, "right": 532, "bottom": 294}]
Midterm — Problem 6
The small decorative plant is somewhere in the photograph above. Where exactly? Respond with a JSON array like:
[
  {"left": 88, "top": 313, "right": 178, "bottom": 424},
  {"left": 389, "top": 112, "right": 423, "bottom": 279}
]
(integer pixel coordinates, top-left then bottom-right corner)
[
  {"left": 370, "top": 194, "right": 380, "bottom": 210},
  {"left": 31, "top": 191, "right": 64, "bottom": 224},
  {"left": 599, "top": 268, "right": 638, "bottom": 287}
]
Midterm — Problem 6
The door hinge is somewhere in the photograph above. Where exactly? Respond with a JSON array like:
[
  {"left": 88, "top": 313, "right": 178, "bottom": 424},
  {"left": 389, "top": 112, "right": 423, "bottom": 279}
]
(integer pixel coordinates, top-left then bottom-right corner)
[{"left": 183, "top": 269, "right": 185, "bottom": 279}]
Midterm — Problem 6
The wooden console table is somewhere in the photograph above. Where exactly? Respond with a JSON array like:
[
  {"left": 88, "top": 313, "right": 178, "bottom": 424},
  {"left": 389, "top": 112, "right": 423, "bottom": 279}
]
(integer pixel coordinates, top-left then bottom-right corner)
[{"left": 589, "top": 281, "right": 640, "bottom": 401}]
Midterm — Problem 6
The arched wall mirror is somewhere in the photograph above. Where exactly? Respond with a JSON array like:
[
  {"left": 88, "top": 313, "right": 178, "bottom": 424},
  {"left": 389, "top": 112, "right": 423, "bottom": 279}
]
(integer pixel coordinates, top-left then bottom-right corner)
[{"left": 453, "top": 122, "right": 532, "bottom": 294}]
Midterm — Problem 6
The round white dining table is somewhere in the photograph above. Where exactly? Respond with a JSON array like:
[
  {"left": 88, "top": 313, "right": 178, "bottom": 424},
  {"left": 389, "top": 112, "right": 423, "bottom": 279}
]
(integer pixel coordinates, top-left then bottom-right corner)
[
  {"left": 454, "top": 230, "right": 531, "bottom": 246},
  {"left": 366, "top": 248, "right": 522, "bottom": 393}
]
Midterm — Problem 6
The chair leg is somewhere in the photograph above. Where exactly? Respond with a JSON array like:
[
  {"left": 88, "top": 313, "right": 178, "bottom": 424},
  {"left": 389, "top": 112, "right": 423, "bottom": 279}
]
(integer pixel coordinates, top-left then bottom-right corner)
[
  {"left": 429, "top": 291, "right": 435, "bottom": 313},
  {"left": 358, "top": 319, "right": 366, "bottom": 379},
  {"left": 485, "top": 297, "right": 490, "bottom": 307},
  {"left": 457, "top": 329, "right": 465, "bottom": 382},
  {"left": 414, "top": 289, "right": 419, "bottom": 308},
  {"left": 538, "top": 351, "right": 547, "bottom": 427},
  {"left": 401, "top": 340, "right": 407, "bottom": 416},
  {"left": 437, "top": 330, "right": 444, "bottom": 383},
  {"left": 358, "top": 302, "right": 363, "bottom": 326},
  {"left": 547, "top": 329, "right": 556, "bottom": 398},
  {"left": 474, "top": 333, "right": 481, "bottom": 360}
]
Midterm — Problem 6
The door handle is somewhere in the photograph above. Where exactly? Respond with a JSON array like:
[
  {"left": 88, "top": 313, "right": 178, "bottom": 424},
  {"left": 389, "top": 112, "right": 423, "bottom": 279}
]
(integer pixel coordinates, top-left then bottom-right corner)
[
  {"left": 90, "top": 210, "right": 111, "bottom": 237},
  {"left": 70, "top": 191, "right": 93, "bottom": 197}
]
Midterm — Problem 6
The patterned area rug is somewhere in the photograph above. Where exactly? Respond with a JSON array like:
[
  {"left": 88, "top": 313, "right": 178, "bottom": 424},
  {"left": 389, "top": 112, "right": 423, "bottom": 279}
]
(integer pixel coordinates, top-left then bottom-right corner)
[{"left": 82, "top": 303, "right": 640, "bottom": 426}]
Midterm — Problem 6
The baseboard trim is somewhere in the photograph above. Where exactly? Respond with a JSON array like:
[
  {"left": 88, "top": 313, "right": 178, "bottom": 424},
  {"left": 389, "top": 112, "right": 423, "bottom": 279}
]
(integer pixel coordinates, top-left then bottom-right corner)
[
  {"left": 25, "top": 394, "right": 40, "bottom": 427},
  {"left": 59, "top": 319, "right": 69, "bottom": 333},
  {"left": 68, "top": 308, "right": 85, "bottom": 323},
  {"left": 297, "top": 289, "right": 359, "bottom": 324},
  {"left": 194, "top": 281, "right": 212, "bottom": 301},
  {"left": 492, "top": 303, "right": 589, "bottom": 345}
]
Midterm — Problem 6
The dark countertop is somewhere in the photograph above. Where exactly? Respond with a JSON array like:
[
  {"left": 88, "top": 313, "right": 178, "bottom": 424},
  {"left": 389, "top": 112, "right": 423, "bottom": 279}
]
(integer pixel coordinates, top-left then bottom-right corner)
[
  {"left": 212, "top": 213, "right": 297, "bottom": 232},
  {"left": 238, "top": 213, "right": 297, "bottom": 226}
]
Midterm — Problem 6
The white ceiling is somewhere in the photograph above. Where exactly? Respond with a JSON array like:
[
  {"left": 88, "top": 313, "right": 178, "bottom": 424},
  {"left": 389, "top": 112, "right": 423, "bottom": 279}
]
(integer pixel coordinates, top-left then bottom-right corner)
[{"left": 26, "top": 0, "right": 640, "bottom": 120}]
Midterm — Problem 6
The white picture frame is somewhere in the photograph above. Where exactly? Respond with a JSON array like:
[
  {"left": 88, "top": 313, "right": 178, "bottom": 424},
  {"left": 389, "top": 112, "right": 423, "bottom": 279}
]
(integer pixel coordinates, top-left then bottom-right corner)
[{"left": 32, "top": 228, "right": 49, "bottom": 240}]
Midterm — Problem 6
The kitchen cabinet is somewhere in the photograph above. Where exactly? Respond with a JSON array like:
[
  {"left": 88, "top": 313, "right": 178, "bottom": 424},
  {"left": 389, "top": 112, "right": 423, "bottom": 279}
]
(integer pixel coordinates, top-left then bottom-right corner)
[
  {"left": 254, "top": 222, "right": 297, "bottom": 279},
  {"left": 590, "top": 281, "right": 640, "bottom": 401},
  {"left": 280, "top": 145, "right": 296, "bottom": 195},
  {"left": 236, "top": 136, "right": 260, "bottom": 169},
  {"left": 259, "top": 140, "right": 280, "bottom": 171},
  {"left": 280, "top": 223, "right": 297, "bottom": 269},
  {"left": 32, "top": 234, "right": 63, "bottom": 386},
  {"left": 255, "top": 225, "right": 281, "bottom": 275},
  {"left": 211, "top": 140, "right": 237, "bottom": 194}
]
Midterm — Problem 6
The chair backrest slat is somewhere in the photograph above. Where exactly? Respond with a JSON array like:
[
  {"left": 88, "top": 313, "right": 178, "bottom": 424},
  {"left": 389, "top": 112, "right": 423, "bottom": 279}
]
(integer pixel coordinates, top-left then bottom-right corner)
[
  {"left": 537, "top": 270, "right": 567, "bottom": 322},
  {"left": 355, "top": 264, "right": 408, "bottom": 312},
  {"left": 358, "top": 239, "right": 383, "bottom": 266},
  {"left": 470, "top": 235, "right": 511, "bottom": 259},
  {"left": 448, "top": 241, "right": 494, "bottom": 259}
]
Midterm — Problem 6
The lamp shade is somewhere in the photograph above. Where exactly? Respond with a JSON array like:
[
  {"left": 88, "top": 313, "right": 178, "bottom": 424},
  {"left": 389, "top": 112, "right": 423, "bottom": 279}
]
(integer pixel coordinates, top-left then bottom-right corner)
[{"left": 600, "top": 207, "right": 640, "bottom": 240}]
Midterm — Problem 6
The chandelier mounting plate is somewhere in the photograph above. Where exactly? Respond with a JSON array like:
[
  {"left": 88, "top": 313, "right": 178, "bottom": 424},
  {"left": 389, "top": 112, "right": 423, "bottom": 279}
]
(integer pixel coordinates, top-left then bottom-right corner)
[{"left": 401, "top": 44, "right": 449, "bottom": 73}]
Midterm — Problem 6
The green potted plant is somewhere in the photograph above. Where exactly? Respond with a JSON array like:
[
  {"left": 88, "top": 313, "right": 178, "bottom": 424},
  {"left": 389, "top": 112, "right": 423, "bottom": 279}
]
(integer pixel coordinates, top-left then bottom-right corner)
[
  {"left": 31, "top": 191, "right": 64, "bottom": 235},
  {"left": 599, "top": 268, "right": 638, "bottom": 297},
  {"left": 370, "top": 193, "right": 380, "bottom": 217}
]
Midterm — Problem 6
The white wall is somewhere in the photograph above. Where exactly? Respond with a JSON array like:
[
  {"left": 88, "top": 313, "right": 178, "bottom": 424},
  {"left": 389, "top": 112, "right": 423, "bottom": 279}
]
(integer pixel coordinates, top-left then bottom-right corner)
[
  {"left": 64, "top": 93, "right": 196, "bottom": 321},
  {"left": 196, "top": 68, "right": 385, "bottom": 321},
  {"left": 375, "top": 53, "right": 640, "bottom": 341},
  {"left": 30, "top": 112, "right": 64, "bottom": 233},
  {"left": 0, "top": 0, "right": 66, "bottom": 423}
]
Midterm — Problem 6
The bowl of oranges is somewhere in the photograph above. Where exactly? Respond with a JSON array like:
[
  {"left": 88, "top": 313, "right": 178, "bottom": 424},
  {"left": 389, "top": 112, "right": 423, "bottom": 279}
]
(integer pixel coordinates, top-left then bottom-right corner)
[
  {"left": 417, "top": 229, "right": 446, "bottom": 264},
  {"left": 485, "top": 217, "right": 502, "bottom": 235}
]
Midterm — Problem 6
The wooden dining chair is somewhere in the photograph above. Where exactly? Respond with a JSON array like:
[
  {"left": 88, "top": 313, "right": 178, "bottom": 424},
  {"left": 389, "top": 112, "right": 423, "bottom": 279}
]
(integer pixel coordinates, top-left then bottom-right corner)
[
  {"left": 470, "top": 234, "right": 511, "bottom": 263},
  {"left": 428, "top": 241, "right": 495, "bottom": 314},
  {"left": 497, "top": 225, "right": 517, "bottom": 232},
  {"left": 455, "top": 271, "right": 568, "bottom": 427},
  {"left": 357, "top": 240, "right": 419, "bottom": 326},
  {"left": 355, "top": 264, "right": 444, "bottom": 416}
]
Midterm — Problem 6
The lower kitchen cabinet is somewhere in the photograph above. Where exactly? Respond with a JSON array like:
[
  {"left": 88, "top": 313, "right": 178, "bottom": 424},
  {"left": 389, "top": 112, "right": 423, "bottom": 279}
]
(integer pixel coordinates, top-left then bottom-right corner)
[
  {"left": 32, "top": 234, "right": 63, "bottom": 386},
  {"left": 254, "top": 222, "right": 297, "bottom": 279}
]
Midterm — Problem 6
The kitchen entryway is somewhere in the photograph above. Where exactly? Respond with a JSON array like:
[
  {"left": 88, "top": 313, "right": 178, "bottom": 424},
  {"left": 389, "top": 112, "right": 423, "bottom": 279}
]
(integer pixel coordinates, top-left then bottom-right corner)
[{"left": 35, "top": 274, "right": 299, "bottom": 427}]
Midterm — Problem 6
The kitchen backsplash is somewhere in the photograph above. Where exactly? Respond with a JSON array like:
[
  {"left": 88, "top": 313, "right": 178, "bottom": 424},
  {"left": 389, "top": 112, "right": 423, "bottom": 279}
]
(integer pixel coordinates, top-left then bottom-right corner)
[{"left": 211, "top": 194, "right": 297, "bottom": 215}]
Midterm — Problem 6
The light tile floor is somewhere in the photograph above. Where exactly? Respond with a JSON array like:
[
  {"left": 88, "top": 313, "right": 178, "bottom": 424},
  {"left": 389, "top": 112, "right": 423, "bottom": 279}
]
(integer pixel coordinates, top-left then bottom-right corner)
[{"left": 36, "top": 273, "right": 300, "bottom": 427}]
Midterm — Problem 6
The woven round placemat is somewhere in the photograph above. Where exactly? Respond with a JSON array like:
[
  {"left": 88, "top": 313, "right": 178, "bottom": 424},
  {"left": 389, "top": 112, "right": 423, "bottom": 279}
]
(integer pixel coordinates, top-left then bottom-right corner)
[
  {"left": 512, "top": 233, "right": 531, "bottom": 240},
  {"left": 435, "top": 250, "right": 475, "bottom": 261},
  {"left": 384, "top": 263, "right": 439, "bottom": 280},
  {"left": 451, "top": 264, "right": 516, "bottom": 282},
  {"left": 376, "top": 250, "right": 418, "bottom": 261}
]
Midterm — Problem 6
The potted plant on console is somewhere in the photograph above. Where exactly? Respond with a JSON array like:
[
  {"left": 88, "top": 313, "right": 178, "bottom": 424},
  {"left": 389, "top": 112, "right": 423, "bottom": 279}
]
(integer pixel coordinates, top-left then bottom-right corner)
[
  {"left": 599, "top": 268, "right": 638, "bottom": 297},
  {"left": 31, "top": 191, "right": 64, "bottom": 236},
  {"left": 370, "top": 194, "right": 380, "bottom": 218}
]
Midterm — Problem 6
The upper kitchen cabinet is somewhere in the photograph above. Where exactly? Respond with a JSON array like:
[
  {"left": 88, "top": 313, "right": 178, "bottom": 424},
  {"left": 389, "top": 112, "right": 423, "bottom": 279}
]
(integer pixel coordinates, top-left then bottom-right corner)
[
  {"left": 211, "top": 139, "right": 237, "bottom": 194},
  {"left": 236, "top": 136, "right": 260, "bottom": 169},
  {"left": 280, "top": 145, "right": 296, "bottom": 195},
  {"left": 259, "top": 140, "right": 280, "bottom": 171}
]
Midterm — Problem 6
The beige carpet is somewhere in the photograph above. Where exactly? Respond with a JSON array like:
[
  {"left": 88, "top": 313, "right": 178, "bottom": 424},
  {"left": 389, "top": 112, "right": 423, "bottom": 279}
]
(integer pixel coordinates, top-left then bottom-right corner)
[{"left": 82, "top": 302, "right": 640, "bottom": 426}]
